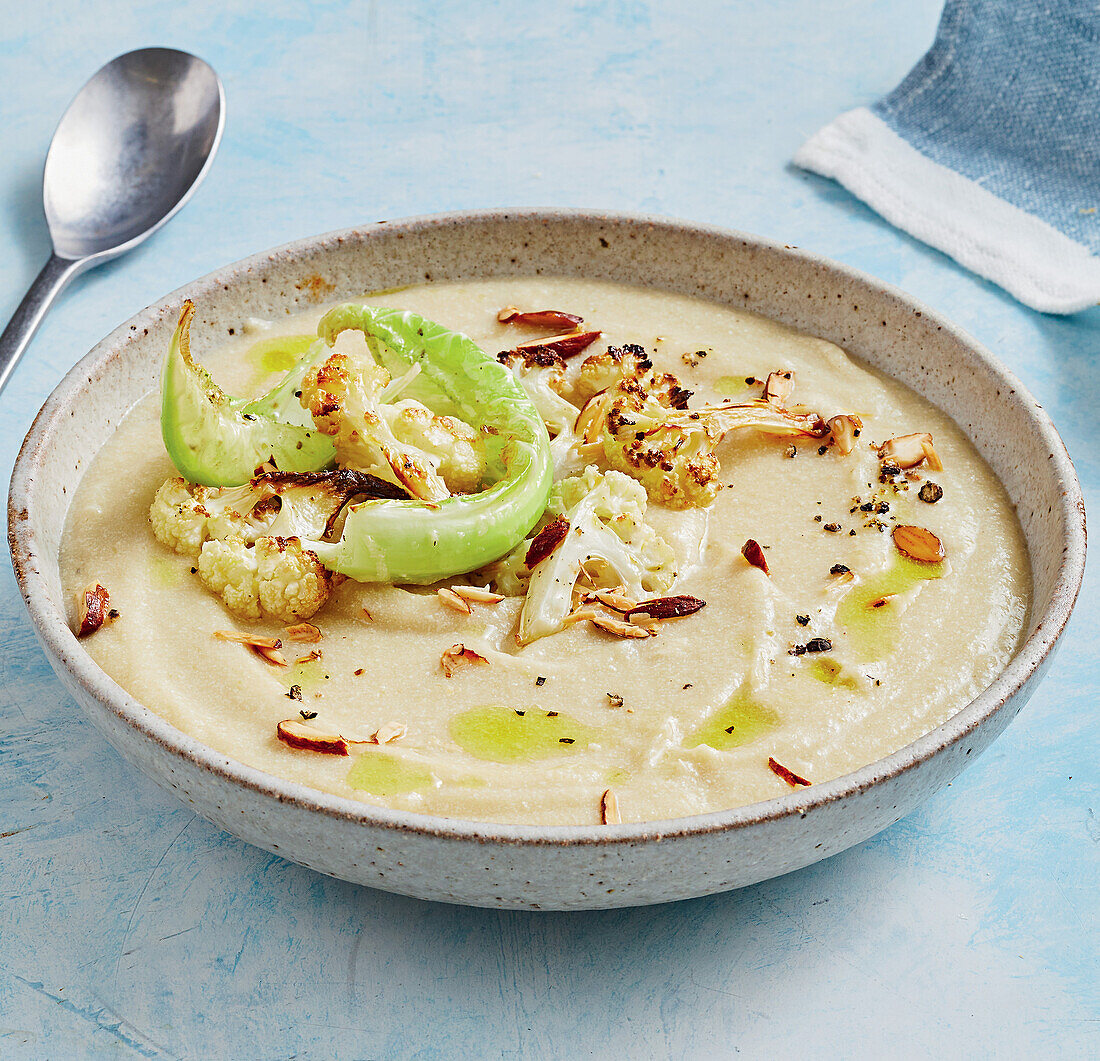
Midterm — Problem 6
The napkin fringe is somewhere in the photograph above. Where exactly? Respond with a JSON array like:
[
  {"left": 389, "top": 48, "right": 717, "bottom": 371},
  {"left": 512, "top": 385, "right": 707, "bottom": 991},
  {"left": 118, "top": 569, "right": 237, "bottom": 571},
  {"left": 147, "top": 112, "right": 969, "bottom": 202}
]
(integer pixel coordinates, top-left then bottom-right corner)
[{"left": 794, "top": 107, "right": 1100, "bottom": 315}]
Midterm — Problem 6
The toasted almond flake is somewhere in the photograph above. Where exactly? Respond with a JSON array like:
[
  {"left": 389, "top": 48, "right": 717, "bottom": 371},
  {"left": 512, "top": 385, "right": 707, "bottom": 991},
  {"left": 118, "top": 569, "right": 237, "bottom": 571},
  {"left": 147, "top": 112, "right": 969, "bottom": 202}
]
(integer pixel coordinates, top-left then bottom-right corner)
[
  {"left": 768, "top": 757, "right": 811, "bottom": 787},
  {"left": 294, "top": 649, "right": 322, "bottom": 665},
  {"left": 252, "top": 644, "right": 289, "bottom": 667},
  {"left": 921, "top": 438, "right": 944, "bottom": 472},
  {"left": 497, "top": 306, "right": 584, "bottom": 330},
  {"left": 764, "top": 370, "right": 795, "bottom": 408},
  {"left": 76, "top": 583, "right": 111, "bottom": 637},
  {"left": 437, "top": 587, "right": 473, "bottom": 614},
  {"left": 583, "top": 587, "right": 638, "bottom": 613},
  {"left": 450, "top": 585, "right": 506, "bottom": 604},
  {"left": 892, "top": 524, "right": 945, "bottom": 564},
  {"left": 600, "top": 788, "right": 622, "bottom": 825},
  {"left": 868, "top": 594, "right": 898, "bottom": 609},
  {"left": 524, "top": 516, "right": 570, "bottom": 568},
  {"left": 277, "top": 719, "right": 349, "bottom": 756},
  {"left": 509, "top": 329, "right": 602, "bottom": 359},
  {"left": 214, "top": 630, "right": 282, "bottom": 650},
  {"left": 624, "top": 595, "right": 706, "bottom": 622},
  {"left": 370, "top": 721, "right": 407, "bottom": 744},
  {"left": 741, "top": 539, "right": 769, "bottom": 575},
  {"left": 828, "top": 414, "right": 863, "bottom": 456},
  {"left": 440, "top": 643, "right": 490, "bottom": 677},
  {"left": 879, "top": 432, "right": 940, "bottom": 470},
  {"left": 591, "top": 614, "right": 654, "bottom": 639},
  {"left": 283, "top": 622, "right": 322, "bottom": 643},
  {"left": 361, "top": 608, "right": 374, "bottom": 622},
  {"left": 564, "top": 605, "right": 603, "bottom": 626},
  {"left": 574, "top": 389, "right": 615, "bottom": 444}
]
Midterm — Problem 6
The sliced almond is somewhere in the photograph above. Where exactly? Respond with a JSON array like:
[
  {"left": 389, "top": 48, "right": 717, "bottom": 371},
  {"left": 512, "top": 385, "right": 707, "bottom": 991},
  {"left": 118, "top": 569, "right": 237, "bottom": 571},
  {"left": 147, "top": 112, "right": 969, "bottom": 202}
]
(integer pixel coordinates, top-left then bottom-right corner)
[
  {"left": 252, "top": 644, "right": 289, "bottom": 667},
  {"left": 509, "top": 330, "right": 602, "bottom": 360},
  {"left": 294, "top": 649, "right": 322, "bottom": 665},
  {"left": 879, "top": 432, "right": 941, "bottom": 470},
  {"left": 214, "top": 630, "right": 282, "bottom": 649},
  {"left": 624, "top": 595, "right": 706, "bottom": 622},
  {"left": 370, "top": 721, "right": 407, "bottom": 745},
  {"left": 277, "top": 719, "right": 350, "bottom": 756},
  {"left": 437, "top": 587, "right": 473, "bottom": 614},
  {"left": 440, "top": 643, "right": 490, "bottom": 677},
  {"left": 741, "top": 539, "right": 769, "bottom": 576},
  {"left": 764, "top": 370, "right": 795, "bottom": 408},
  {"left": 828, "top": 414, "right": 863, "bottom": 456},
  {"left": 768, "top": 757, "right": 811, "bottom": 787},
  {"left": 921, "top": 438, "right": 944, "bottom": 472},
  {"left": 590, "top": 614, "right": 654, "bottom": 639},
  {"left": 284, "top": 622, "right": 322, "bottom": 643},
  {"left": 76, "top": 583, "right": 111, "bottom": 638},
  {"left": 892, "top": 524, "right": 945, "bottom": 564},
  {"left": 564, "top": 604, "right": 603, "bottom": 626},
  {"left": 583, "top": 587, "right": 638, "bottom": 614},
  {"left": 574, "top": 389, "right": 615, "bottom": 444},
  {"left": 497, "top": 306, "right": 584, "bottom": 330},
  {"left": 450, "top": 585, "right": 506, "bottom": 604},
  {"left": 600, "top": 788, "right": 621, "bottom": 825},
  {"left": 524, "top": 516, "right": 570, "bottom": 569}
]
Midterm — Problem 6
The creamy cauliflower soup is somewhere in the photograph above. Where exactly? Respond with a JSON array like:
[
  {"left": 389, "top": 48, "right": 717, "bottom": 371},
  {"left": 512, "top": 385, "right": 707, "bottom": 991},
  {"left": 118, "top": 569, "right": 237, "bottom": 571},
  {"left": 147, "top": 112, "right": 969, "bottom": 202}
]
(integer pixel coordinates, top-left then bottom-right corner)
[{"left": 60, "top": 278, "right": 1029, "bottom": 825}]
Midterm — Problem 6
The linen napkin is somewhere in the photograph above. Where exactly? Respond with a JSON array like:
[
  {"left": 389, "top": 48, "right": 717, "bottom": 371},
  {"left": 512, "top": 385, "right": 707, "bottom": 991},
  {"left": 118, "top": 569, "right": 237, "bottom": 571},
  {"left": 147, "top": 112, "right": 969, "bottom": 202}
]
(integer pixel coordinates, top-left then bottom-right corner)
[{"left": 794, "top": 0, "right": 1100, "bottom": 314}]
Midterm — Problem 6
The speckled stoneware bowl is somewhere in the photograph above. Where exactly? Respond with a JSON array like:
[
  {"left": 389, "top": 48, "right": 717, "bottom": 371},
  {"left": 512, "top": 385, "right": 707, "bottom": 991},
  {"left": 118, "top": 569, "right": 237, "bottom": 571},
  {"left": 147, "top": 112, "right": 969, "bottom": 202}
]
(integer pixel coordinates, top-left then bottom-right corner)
[{"left": 9, "top": 210, "right": 1086, "bottom": 910}]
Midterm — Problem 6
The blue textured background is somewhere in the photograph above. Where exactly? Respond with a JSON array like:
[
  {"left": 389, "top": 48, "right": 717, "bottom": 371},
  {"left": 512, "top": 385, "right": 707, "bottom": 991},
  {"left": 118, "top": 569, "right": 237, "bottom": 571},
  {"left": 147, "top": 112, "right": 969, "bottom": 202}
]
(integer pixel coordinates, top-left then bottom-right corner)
[{"left": 1, "top": 2, "right": 1096, "bottom": 1057}]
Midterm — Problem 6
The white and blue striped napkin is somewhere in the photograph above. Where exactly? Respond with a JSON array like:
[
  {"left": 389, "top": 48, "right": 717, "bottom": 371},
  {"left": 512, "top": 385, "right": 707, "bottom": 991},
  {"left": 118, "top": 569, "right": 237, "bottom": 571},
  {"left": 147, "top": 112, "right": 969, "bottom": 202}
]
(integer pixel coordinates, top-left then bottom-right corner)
[{"left": 795, "top": 0, "right": 1100, "bottom": 314}]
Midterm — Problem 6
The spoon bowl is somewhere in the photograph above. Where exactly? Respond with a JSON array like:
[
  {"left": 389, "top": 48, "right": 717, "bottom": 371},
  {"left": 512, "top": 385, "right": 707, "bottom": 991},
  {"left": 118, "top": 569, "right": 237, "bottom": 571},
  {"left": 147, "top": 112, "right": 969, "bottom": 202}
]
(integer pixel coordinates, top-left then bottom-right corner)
[
  {"left": 0, "top": 47, "right": 224, "bottom": 394},
  {"left": 44, "top": 48, "right": 224, "bottom": 262}
]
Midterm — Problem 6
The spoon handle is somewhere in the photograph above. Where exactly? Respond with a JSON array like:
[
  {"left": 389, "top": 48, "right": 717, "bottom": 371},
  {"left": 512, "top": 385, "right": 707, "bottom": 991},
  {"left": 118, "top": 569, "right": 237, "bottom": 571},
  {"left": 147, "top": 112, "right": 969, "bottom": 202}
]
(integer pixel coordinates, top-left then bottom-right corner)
[{"left": 0, "top": 253, "right": 84, "bottom": 396}]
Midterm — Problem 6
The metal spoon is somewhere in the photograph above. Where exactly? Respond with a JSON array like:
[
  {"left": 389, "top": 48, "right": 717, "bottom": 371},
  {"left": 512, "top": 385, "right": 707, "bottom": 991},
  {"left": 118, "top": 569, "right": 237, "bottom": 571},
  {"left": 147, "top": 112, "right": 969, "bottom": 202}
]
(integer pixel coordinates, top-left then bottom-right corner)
[{"left": 0, "top": 47, "right": 225, "bottom": 395}]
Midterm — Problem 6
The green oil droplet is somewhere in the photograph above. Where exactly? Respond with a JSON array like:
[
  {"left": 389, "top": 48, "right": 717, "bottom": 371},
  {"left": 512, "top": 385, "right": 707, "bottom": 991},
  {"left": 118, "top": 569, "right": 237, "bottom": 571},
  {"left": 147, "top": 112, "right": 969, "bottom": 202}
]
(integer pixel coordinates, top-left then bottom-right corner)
[
  {"left": 347, "top": 750, "right": 434, "bottom": 795},
  {"left": 686, "top": 692, "right": 779, "bottom": 750},
  {"left": 289, "top": 659, "right": 326, "bottom": 692},
  {"left": 836, "top": 556, "right": 943, "bottom": 659},
  {"left": 450, "top": 706, "right": 595, "bottom": 763},
  {"left": 247, "top": 334, "right": 317, "bottom": 377},
  {"left": 809, "top": 657, "right": 861, "bottom": 691},
  {"left": 713, "top": 374, "right": 752, "bottom": 396},
  {"left": 152, "top": 555, "right": 185, "bottom": 588}
]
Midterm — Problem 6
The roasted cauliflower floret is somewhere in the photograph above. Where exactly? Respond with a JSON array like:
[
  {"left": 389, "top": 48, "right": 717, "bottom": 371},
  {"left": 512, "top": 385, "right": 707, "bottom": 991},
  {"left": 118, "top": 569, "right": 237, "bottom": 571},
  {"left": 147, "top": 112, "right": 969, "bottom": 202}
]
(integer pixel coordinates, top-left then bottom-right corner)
[
  {"left": 258, "top": 469, "right": 405, "bottom": 540},
  {"left": 387, "top": 401, "right": 483, "bottom": 493},
  {"left": 572, "top": 343, "right": 651, "bottom": 404},
  {"left": 498, "top": 349, "right": 585, "bottom": 470},
  {"left": 299, "top": 349, "right": 484, "bottom": 501},
  {"left": 149, "top": 477, "right": 274, "bottom": 558},
  {"left": 598, "top": 368, "right": 828, "bottom": 509},
  {"left": 197, "top": 535, "right": 332, "bottom": 622},
  {"left": 480, "top": 467, "right": 677, "bottom": 643}
]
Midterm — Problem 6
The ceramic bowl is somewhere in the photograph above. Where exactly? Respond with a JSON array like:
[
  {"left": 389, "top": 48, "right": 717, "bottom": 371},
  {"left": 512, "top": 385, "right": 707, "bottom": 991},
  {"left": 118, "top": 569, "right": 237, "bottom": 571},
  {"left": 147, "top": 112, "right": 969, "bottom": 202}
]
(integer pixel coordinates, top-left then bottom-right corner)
[{"left": 8, "top": 210, "right": 1086, "bottom": 910}]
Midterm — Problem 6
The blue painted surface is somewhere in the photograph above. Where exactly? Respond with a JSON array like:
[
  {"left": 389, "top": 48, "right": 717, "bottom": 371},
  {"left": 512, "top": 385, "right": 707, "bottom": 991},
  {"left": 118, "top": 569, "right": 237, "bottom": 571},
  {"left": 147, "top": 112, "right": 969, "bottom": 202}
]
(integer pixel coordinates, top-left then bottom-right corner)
[{"left": 0, "top": 2, "right": 1095, "bottom": 1057}]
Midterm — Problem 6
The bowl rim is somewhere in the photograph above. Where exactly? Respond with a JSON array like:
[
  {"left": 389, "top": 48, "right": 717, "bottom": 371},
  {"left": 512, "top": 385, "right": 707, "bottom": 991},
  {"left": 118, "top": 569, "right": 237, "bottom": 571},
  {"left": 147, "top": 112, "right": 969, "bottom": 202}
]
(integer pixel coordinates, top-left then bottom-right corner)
[{"left": 8, "top": 207, "right": 1087, "bottom": 847}]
